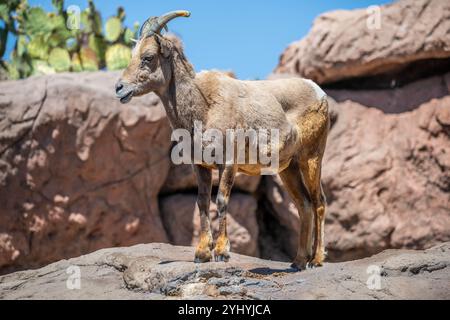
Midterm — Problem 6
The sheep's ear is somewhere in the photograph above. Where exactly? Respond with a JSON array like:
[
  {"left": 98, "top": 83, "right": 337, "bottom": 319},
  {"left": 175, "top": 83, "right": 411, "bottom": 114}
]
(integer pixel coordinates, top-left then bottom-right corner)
[{"left": 155, "top": 35, "right": 172, "bottom": 58}]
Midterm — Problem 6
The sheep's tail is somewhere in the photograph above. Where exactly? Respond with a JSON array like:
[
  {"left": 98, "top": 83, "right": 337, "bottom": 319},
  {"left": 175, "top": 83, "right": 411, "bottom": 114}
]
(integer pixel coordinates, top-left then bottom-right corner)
[{"left": 312, "top": 96, "right": 329, "bottom": 114}]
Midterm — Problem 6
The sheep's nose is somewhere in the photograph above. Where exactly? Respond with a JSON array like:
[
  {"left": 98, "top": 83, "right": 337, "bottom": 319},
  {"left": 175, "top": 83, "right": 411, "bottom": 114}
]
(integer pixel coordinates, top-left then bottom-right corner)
[{"left": 115, "top": 81, "right": 124, "bottom": 94}]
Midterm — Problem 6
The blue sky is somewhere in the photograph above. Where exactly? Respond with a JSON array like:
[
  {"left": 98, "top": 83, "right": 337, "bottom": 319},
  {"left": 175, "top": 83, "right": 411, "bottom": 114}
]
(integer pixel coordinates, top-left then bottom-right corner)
[{"left": 5, "top": 0, "right": 392, "bottom": 79}]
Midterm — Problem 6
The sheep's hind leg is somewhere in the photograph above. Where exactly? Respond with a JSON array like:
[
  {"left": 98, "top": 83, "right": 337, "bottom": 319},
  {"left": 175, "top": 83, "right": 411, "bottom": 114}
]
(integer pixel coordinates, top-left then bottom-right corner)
[
  {"left": 310, "top": 187, "right": 326, "bottom": 267},
  {"left": 279, "top": 160, "right": 314, "bottom": 270},
  {"left": 299, "top": 156, "right": 326, "bottom": 267},
  {"left": 213, "top": 165, "right": 237, "bottom": 262},
  {"left": 193, "top": 165, "right": 213, "bottom": 263}
]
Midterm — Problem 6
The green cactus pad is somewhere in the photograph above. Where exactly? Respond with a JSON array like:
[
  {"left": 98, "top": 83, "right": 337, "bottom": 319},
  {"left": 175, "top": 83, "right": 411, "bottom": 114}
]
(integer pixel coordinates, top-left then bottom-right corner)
[
  {"left": 105, "top": 44, "right": 131, "bottom": 71},
  {"left": 71, "top": 53, "right": 83, "bottom": 72},
  {"left": 117, "top": 7, "right": 126, "bottom": 22},
  {"left": 51, "top": 0, "right": 64, "bottom": 15},
  {"left": 105, "top": 17, "right": 122, "bottom": 42},
  {"left": 88, "top": 34, "right": 106, "bottom": 62},
  {"left": 31, "top": 59, "right": 56, "bottom": 76},
  {"left": 27, "top": 36, "right": 49, "bottom": 60},
  {"left": 7, "top": 55, "right": 32, "bottom": 80},
  {"left": 81, "top": 7, "right": 102, "bottom": 35},
  {"left": 48, "top": 15, "right": 72, "bottom": 47},
  {"left": 0, "top": 5, "right": 10, "bottom": 24},
  {"left": 123, "top": 28, "right": 136, "bottom": 45},
  {"left": 16, "top": 35, "right": 27, "bottom": 57},
  {"left": 0, "top": 63, "right": 8, "bottom": 81},
  {"left": 22, "top": 7, "right": 54, "bottom": 37},
  {"left": 48, "top": 47, "right": 71, "bottom": 72},
  {"left": 80, "top": 47, "right": 99, "bottom": 71},
  {"left": 6, "top": 61, "right": 20, "bottom": 80}
]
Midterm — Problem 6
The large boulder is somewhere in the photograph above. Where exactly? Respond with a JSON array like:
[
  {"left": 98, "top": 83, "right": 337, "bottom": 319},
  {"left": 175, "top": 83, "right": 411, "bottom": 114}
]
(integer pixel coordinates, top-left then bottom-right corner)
[
  {"left": 323, "top": 97, "right": 450, "bottom": 260},
  {"left": 263, "top": 96, "right": 450, "bottom": 261},
  {"left": 160, "top": 193, "right": 259, "bottom": 257},
  {"left": 0, "top": 72, "right": 172, "bottom": 274},
  {"left": 264, "top": 0, "right": 450, "bottom": 263},
  {"left": 272, "top": 0, "right": 450, "bottom": 85}
]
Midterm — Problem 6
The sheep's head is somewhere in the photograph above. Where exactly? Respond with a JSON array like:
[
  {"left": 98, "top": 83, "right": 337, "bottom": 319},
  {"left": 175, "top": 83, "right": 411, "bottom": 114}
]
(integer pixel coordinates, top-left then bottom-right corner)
[{"left": 115, "top": 10, "right": 190, "bottom": 104}]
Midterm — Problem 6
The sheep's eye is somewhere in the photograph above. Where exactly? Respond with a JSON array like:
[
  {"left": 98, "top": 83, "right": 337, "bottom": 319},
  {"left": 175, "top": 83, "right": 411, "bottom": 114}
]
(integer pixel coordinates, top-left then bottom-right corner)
[{"left": 141, "top": 55, "right": 154, "bottom": 64}]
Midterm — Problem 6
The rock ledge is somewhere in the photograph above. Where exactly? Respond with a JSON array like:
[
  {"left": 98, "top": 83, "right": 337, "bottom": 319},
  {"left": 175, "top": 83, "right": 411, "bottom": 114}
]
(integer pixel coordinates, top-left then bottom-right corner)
[{"left": 0, "top": 242, "right": 448, "bottom": 300}]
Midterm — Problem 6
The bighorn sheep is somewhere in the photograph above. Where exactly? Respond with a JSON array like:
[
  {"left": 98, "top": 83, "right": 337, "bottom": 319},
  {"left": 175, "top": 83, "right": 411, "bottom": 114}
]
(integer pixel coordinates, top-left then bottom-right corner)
[{"left": 115, "top": 11, "right": 330, "bottom": 270}]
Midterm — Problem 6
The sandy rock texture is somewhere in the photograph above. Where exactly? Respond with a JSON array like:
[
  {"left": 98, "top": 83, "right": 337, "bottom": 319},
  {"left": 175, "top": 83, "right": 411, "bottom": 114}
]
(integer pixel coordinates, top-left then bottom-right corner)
[
  {"left": 0, "top": 72, "right": 171, "bottom": 274},
  {"left": 0, "top": 242, "right": 448, "bottom": 300}
]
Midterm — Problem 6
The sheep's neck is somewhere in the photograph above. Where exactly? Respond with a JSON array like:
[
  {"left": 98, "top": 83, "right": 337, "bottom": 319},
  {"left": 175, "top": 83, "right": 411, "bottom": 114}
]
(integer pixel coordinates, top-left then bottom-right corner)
[{"left": 157, "top": 58, "right": 207, "bottom": 132}]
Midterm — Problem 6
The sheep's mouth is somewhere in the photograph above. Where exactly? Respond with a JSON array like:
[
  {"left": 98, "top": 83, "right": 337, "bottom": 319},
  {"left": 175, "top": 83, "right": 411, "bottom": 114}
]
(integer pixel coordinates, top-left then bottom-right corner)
[{"left": 118, "top": 91, "right": 133, "bottom": 104}]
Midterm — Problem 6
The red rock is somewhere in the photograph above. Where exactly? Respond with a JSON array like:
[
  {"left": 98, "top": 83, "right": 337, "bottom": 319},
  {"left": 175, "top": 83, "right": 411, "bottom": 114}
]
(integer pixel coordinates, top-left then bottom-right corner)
[
  {"left": 263, "top": 97, "right": 450, "bottom": 261},
  {"left": 272, "top": 0, "right": 450, "bottom": 85},
  {"left": 0, "top": 72, "right": 171, "bottom": 273}
]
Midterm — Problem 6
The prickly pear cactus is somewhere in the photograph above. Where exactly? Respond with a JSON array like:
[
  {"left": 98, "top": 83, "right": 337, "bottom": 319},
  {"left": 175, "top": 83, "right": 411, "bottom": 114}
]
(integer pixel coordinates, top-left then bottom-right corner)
[
  {"left": 80, "top": 47, "right": 99, "bottom": 71},
  {"left": 27, "top": 36, "right": 49, "bottom": 60},
  {"left": 48, "top": 47, "right": 71, "bottom": 72},
  {"left": 16, "top": 35, "right": 27, "bottom": 57},
  {"left": 32, "top": 59, "right": 56, "bottom": 76},
  {"left": 2, "top": 0, "right": 139, "bottom": 79},
  {"left": 81, "top": 0, "right": 102, "bottom": 36},
  {"left": 88, "top": 34, "right": 106, "bottom": 62},
  {"left": 71, "top": 53, "right": 83, "bottom": 72},
  {"left": 21, "top": 7, "right": 53, "bottom": 37},
  {"left": 7, "top": 54, "right": 31, "bottom": 80},
  {"left": 105, "top": 44, "right": 131, "bottom": 71},
  {"left": 105, "top": 17, "right": 122, "bottom": 42}
]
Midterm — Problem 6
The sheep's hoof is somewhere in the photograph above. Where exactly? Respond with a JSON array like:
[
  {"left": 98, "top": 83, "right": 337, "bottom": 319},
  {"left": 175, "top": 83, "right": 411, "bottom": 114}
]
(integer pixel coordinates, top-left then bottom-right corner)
[
  {"left": 214, "top": 252, "right": 230, "bottom": 262},
  {"left": 308, "top": 251, "right": 325, "bottom": 268},
  {"left": 307, "top": 259, "right": 323, "bottom": 269},
  {"left": 213, "top": 236, "right": 230, "bottom": 262},
  {"left": 194, "top": 249, "right": 212, "bottom": 263},
  {"left": 290, "top": 257, "right": 309, "bottom": 271}
]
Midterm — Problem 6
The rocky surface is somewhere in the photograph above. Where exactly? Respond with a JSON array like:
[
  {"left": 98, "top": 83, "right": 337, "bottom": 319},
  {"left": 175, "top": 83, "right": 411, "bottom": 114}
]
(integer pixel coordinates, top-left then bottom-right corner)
[
  {"left": 273, "top": 0, "right": 450, "bottom": 85},
  {"left": 0, "top": 242, "right": 448, "bottom": 300}
]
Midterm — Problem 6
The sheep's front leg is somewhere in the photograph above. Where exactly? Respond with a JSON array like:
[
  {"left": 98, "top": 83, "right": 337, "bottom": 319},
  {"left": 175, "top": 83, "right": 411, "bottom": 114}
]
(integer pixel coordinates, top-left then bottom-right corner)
[
  {"left": 213, "top": 165, "right": 237, "bottom": 262},
  {"left": 193, "top": 165, "right": 213, "bottom": 263}
]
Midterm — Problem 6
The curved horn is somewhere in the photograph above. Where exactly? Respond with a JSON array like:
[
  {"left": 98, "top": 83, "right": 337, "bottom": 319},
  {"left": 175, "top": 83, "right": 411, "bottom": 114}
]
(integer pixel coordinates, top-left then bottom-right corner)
[{"left": 139, "top": 10, "right": 190, "bottom": 39}]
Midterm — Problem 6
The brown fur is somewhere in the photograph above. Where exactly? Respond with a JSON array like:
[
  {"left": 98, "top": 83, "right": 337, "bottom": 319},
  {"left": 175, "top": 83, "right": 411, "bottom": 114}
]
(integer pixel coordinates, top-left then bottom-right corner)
[{"left": 116, "top": 34, "right": 330, "bottom": 269}]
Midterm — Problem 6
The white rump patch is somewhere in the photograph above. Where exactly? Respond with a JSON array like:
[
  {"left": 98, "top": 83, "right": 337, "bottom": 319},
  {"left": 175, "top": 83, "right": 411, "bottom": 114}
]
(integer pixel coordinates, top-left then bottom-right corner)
[{"left": 303, "top": 79, "right": 326, "bottom": 100}]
